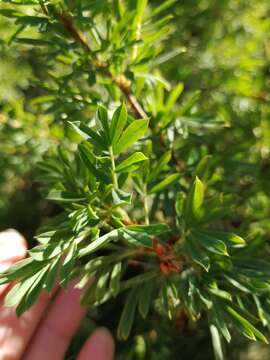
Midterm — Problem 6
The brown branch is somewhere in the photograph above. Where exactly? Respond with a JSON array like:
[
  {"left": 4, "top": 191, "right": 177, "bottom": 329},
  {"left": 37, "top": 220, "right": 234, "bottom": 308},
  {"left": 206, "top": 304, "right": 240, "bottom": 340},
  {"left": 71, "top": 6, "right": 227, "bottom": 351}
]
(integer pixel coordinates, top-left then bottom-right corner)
[
  {"left": 42, "top": 6, "right": 181, "bottom": 169},
  {"left": 57, "top": 11, "right": 147, "bottom": 119}
]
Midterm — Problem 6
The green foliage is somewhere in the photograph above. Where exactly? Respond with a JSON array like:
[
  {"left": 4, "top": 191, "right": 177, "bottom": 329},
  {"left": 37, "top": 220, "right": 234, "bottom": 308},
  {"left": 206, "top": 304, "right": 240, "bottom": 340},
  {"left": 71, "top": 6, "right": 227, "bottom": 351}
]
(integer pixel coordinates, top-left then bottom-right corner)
[{"left": 1, "top": 0, "right": 270, "bottom": 359}]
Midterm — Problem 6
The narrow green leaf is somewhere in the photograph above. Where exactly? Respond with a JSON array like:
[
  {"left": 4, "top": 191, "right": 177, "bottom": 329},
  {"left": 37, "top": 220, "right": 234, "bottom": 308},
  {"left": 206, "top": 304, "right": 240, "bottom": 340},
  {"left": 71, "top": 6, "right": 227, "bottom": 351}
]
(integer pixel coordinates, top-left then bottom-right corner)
[
  {"left": 110, "top": 262, "right": 122, "bottom": 297},
  {"left": 79, "top": 229, "right": 119, "bottom": 257},
  {"left": 117, "top": 286, "right": 139, "bottom": 340},
  {"left": 72, "top": 122, "right": 107, "bottom": 150},
  {"left": 78, "top": 143, "right": 111, "bottom": 183},
  {"left": 60, "top": 242, "right": 77, "bottom": 288},
  {"left": 138, "top": 282, "right": 154, "bottom": 318},
  {"left": 0, "top": 258, "right": 44, "bottom": 285},
  {"left": 116, "top": 152, "right": 147, "bottom": 173},
  {"left": 164, "top": 83, "right": 184, "bottom": 111},
  {"left": 16, "top": 267, "right": 49, "bottom": 316},
  {"left": 203, "top": 231, "right": 246, "bottom": 248},
  {"left": 0, "top": 9, "right": 24, "bottom": 18},
  {"left": 114, "top": 119, "right": 149, "bottom": 155},
  {"left": 5, "top": 271, "right": 42, "bottom": 308},
  {"left": 185, "top": 236, "right": 210, "bottom": 271},
  {"left": 110, "top": 104, "right": 127, "bottom": 145},
  {"left": 212, "top": 302, "right": 231, "bottom": 343},
  {"left": 145, "top": 0, "right": 177, "bottom": 19},
  {"left": 44, "top": 257, "right": 61, "bottom": 292},
  {"left": 15, "top": 38, "right": 51, "bottom": 46},
  {"left": 192, "top": 231, "right": 228, "bottom": 256},
  {"left": 120, "top": 271, "right": 158, "bottom": 292},
  {"left": 47, "top": 189, "right": 85, "bottom": 203},
  {"left": 148, "top": 151, "right": 171, "bottom": 182},
  {"left": 149, "top": 173, "right": 180, "bottom": 194},
  {"left": 225, "top": 305, "right": 268, "bottom": 343},
  {"left": 210, "top": 324, "right": 224, "bottom": 360},
  {"left": 126, "top": 223, "right": 170, "bottom": 235},
  {"left": 208, "top": 287, "right": 232, "bottom": 301},
  {"left": 185, "top": 176, "right": 204, "bottom": 226},
  {"left": 97, "top": 106, "right": 110, "bottom": 141},
  {"left": 112, "top": 188, "right": 132, "bottom": 206},
  {"left": 96, "top": 271, "right": 110, "bottom": 302},
  {"left": 196, "top": 155, "right": 212, "bottom": 180}
]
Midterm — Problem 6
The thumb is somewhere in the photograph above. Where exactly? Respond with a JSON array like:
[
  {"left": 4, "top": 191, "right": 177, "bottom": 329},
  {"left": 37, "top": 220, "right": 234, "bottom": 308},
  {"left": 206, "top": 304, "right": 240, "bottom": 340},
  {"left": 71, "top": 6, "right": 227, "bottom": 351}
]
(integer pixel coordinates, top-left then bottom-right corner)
[{"left": 0, "top": 229, "right": 27, "bottom": 265}]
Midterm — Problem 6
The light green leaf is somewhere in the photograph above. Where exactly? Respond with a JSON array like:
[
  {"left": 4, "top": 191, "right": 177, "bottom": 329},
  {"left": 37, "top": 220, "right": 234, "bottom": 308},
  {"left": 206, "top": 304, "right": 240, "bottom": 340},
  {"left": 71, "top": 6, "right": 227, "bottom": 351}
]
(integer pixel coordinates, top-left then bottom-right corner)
[
  {"left": 44, "top": 257, "right": 61, "bottom": 292},
  {"left": 110, "top": 262, "right": 122, "bottom": 297},
  {"left": 210, "top": 324, "right": 224, "bottom": 360},
  {"left": 79, "top": 229, "right": 119, "bottom": 257},
  {"left": 110, "top": 104, "right": 127, "bottom": 145},
  {"left": 196, "top": 155, "right": 212, "bottom": 180},
  {"left": 112, "top": 188, "right": 132, "bottom": 206},
  {"left": 148, "top": 151, "right": 171, "bottom": 182},
  {"left": 116, "top": 152, "right": 147, "bottom": 173},
  {"left": 225, "top": 305, "right": 268, "bottom": 343},
  {"left": 16, "top": 267, "right": 49, "bottom": 316},
  {"left": 60, "top": 242, "right": 77, "bottom": 288},
  {"left": 96, "top": 271, "right": 110, "bottom": 302},
  {"left": 184, "top": 176, "right": 204, "bottom": 226},
  {"left": 5, "top": 271, "right": 44, "bottom": 309},
  {"left": 0, "top": 258, "right": 44, "bottom": 285},
  {"left": 149, "top": 173, "right": 180, "bottom": 194},
  {"left": 164, "top": 83, "right": 184, "bottom": 112},
  {"left": 113, "top": 119, "right": 149, "bottom": 155}
]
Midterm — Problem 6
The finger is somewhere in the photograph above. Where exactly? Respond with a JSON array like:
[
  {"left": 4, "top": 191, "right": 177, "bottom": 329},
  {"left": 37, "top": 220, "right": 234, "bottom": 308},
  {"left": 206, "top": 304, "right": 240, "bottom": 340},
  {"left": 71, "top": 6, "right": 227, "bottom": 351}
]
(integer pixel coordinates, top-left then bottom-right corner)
[
  {"left": 77, "top": 328, "right": 115, "bottom": 360},
  {"left": 0, "top": 292, "right": 51, "bottom": 360},
  {"left": 0, "top": 229, "right": 27, "bottom": 298},
  {"left": 24, "top": 279, "right": 90, "bottom": 360},
  {"left": 0, "top": 229, "right": 27, "bottom": 263}
]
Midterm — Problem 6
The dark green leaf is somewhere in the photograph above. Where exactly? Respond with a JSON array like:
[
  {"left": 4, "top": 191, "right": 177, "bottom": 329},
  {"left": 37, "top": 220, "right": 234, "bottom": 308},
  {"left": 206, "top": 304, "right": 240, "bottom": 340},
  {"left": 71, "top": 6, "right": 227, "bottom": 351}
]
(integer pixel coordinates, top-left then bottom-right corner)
[
  {"left": 117, "top": 286, "right": 139, "bottom": 340},
  {"left": 192, "top": 231, "right": 228, "bottom": 256},
  {"left": 138, "top": 282, "right": 154, "bottom": 319},
  {"left": 78, "top": 143, "right": 111, "bottom": 183},
  {"left": 203, "top": 231, "right": 246, "bottom": 248},
  {"left": 185, "top": 236, "right": 210, "bottom": 271}
]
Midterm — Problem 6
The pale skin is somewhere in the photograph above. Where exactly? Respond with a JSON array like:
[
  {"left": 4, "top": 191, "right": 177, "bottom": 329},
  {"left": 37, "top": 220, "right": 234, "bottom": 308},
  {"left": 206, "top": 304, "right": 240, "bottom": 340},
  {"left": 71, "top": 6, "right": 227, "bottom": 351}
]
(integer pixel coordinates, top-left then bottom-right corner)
[{"left": 0, "top": 229, "right": 115, "bottom": 360}]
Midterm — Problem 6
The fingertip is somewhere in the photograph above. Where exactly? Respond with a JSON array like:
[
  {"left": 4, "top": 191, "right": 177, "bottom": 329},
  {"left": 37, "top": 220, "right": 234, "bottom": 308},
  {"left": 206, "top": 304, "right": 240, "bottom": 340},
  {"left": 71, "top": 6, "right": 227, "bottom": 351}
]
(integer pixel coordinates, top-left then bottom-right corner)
[
  {"left": 78, "top": 327, "right": 115, "bottom": 360},
  {"left": 0, "top": 229, "right": 27, "bottom": 263}
]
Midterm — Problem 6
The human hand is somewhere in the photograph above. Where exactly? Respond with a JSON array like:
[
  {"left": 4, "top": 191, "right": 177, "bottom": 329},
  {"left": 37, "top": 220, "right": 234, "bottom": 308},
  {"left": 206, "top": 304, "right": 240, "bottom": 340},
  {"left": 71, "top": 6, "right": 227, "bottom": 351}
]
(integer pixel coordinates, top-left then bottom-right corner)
[{"left": 0, "top": 229, "right": 115, "bottom": 360}]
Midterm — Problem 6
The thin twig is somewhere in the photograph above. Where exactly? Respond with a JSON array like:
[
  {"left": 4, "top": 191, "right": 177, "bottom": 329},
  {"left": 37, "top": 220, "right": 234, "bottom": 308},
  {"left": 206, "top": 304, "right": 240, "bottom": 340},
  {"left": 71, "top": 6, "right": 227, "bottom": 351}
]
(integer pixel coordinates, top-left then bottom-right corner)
[{"left": 57, "top": 11, "right": 147, "bottom": 119}]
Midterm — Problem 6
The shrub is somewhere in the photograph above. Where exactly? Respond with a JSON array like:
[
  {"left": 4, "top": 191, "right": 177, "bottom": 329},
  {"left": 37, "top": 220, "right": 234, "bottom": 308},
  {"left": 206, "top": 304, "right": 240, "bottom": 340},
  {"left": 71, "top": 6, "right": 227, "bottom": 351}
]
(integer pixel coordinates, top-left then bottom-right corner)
[{"left": 1, "top": 1, "right": 270, "bottom": 359}]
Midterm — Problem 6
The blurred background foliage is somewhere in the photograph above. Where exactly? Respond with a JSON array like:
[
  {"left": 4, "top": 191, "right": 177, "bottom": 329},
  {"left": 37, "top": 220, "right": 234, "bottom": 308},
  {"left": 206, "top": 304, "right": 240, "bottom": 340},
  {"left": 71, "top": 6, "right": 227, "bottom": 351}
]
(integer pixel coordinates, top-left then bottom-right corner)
[{"left": 1, "top": 0, "right": 270, "bottom": 358}]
